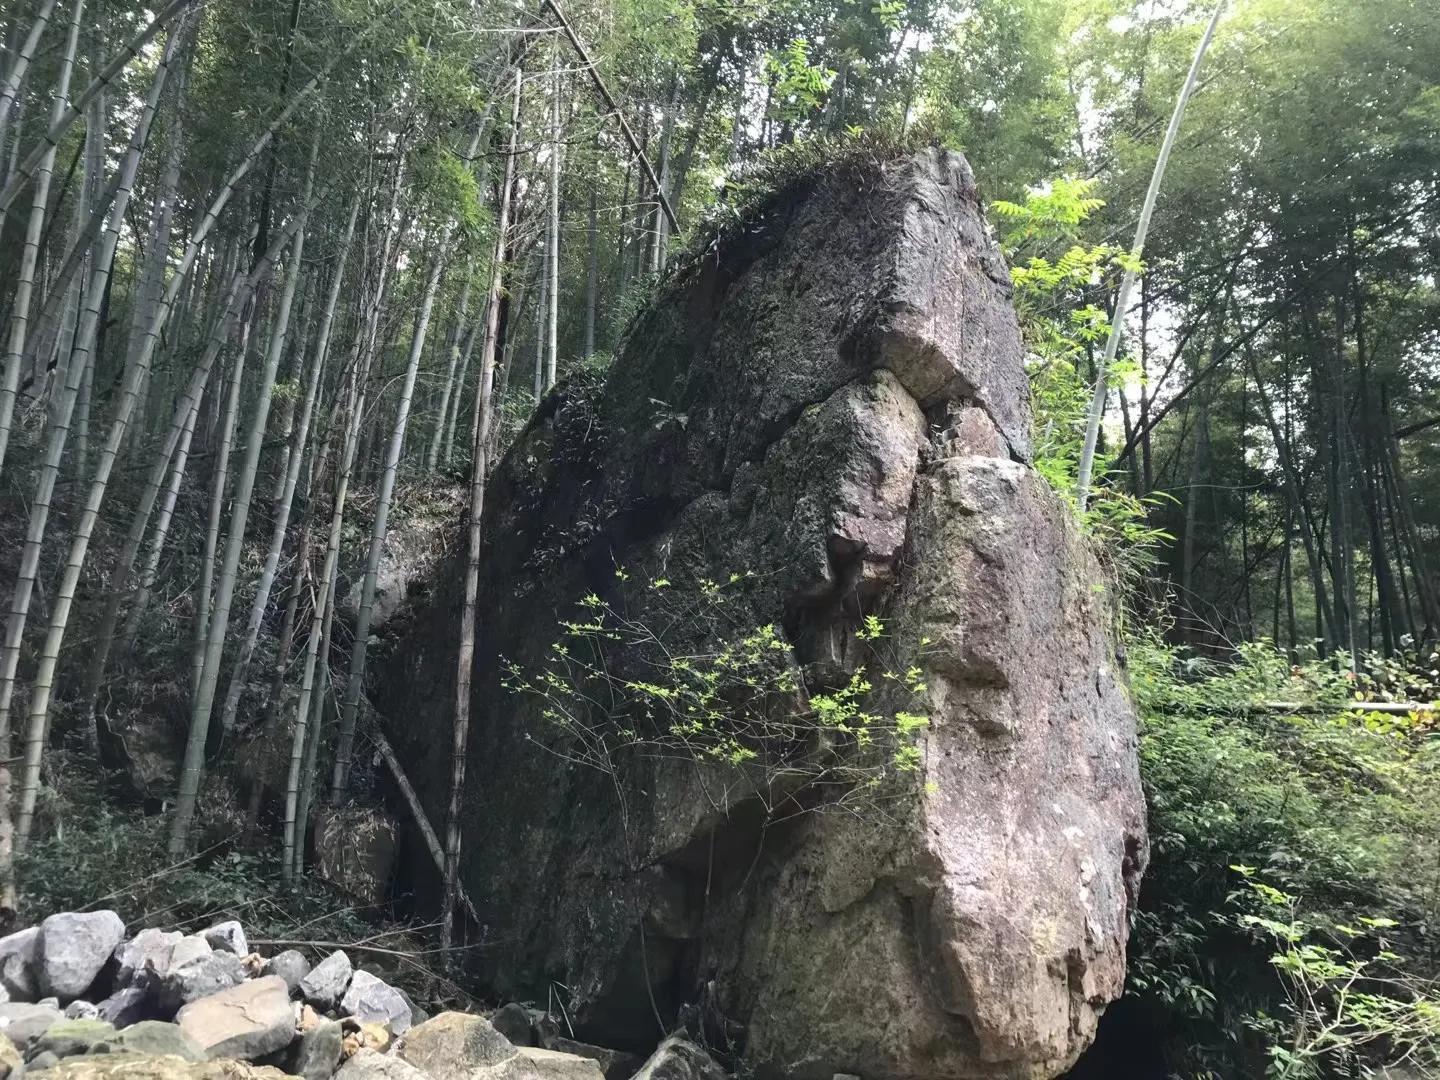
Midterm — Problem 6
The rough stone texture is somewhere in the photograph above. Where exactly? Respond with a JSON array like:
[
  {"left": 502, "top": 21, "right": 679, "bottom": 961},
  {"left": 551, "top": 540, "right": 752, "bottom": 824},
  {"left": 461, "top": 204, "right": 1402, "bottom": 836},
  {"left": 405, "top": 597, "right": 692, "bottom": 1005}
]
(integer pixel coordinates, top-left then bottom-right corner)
[
  {"left": 486, "top": 1005, "right": 534, "bottom": 1048},
  {"left": 297, "top": 954, "right": 351, "bottom": 1014},
  {"left": 109, "top": 1023, "right": 206, "bottom": 1063},
  {"left": 65, "top": 1001, "right": 100, "bottom": 1021},
  {"left": 0, "top": 930, "right": 39, "bottom": 1002},
  {"left": 96, "top": 990, "right": 152, "bottom": 1028},
  {"left": 145, "top": 946, "right": 246, "bottom": 1012},
  {"left": 175, "top": 977, "right": 294, "bottom": 1061},
  {"left": 338, "top": 973, "right": 410, "bottom": 1037},
  {"left": 397, "top": 1013, "right": 515, "bottom": 1080},
  {"left": 541, "top": 1039, "right": 639, "bottom": 1080},
  {"left": 200, "top": 926, "right": 247, "bottom": 958},
  {"left": 287, "top": 1020, "right": 342, "bottom": 1080},
  {"left": 628, "top": 1038, "right": 727, "bottom": 1080},
  {"left": 38, "top": 913, "right": 126, "bottom": 1002},
  {"left": 258, "top": 955, "right": 309, "bottom": 995},
  {"left": 0, "top": 1033, "right": 19, "bottom": 1079},
  {"left": 30, "top": 1018, "right": 118, "bottom": 1059},
  {"left": 311, "top": 809, "right": 399, "bottom": 909},
  {"left": 115, "top": 931, "right": 185, "bottom": 989},
  {"left": 34, "top": 1053, "right": 295, "bottom": 1080},
  {"left": 0, "top": 1001, "right": 61, "bottom": 1049},
  {"left": 334, "top": 1049, "right": 427, "bottom": 1080},
  {"left": 509, "top": 1048, "right": 605, "bottom": 1080},
  {"left": 377, "top": 148, "right": 1147, "bottom": 1080}
]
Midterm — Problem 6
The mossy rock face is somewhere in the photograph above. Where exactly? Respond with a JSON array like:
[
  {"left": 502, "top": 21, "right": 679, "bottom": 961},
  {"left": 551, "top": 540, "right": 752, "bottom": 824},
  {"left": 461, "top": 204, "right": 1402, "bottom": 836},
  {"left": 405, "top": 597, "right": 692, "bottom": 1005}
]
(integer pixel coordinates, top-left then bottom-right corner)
[
  {"left": 377, "top": 147, "right": 1147, "bottom": 1080},
  {"left": 30, "top": 1019, "right": 117, "bottom": 1060}
]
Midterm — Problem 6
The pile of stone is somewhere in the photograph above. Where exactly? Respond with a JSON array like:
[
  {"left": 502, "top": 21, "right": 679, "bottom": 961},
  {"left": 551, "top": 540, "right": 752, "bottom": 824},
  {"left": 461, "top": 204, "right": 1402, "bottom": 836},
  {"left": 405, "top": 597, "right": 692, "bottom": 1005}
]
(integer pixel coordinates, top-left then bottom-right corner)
[{"left": 0, "top": 913, "right": 723, "bottom": 1080}]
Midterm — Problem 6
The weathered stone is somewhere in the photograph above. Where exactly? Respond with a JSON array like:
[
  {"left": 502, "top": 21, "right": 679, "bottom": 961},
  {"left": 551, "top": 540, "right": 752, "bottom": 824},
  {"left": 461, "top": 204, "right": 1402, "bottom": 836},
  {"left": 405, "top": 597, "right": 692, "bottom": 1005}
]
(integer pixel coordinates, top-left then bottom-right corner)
[
  {"left": 30, "top": 1020, "right": 117, "bottom": 1060},
  {"left": 0, "top": 930, "right": 39, "bottom": 1002},
  {"left": 287, "top": 1020, "right": 342, "bottom": 1080},
  {"left": 200, "top": 926, "right": 247, "bottom": 959},
  {"left": 108, "top": 1021, "right": 205, "bottom": 1062},
  {"left": 33, "top": 1052, "right": 296, "bottom": 1080},
  {"left": 0, "top": 1002, "right": 61, "bottom": 1049},
  {"left": 508, "top": 1049, "right": 604, "bottom": 1080},
  {"left": 176, "top": 977, "right": 294, "bottom": 1061},
  {"left": 63, "top": 1003, "right": 98, "bottom": 1021},
  {"left": 259, "top": 955, "right": 309, "bottom": 996},
  {"left": 0, "top": 1033, "right": 19, "bottom": 1080},
  {"left": 95, "top": 990, "right": 152, "bottom": 1028},
  {"left": 628, "top": 1038, "right": 725, "bottom": 1080},
  {"left": 310, "top": 810, "right": 398, "bottom": 910},
  {"left": 29, "top": 1049, "right": 61, "bottom": 1071},
  {"left": 145, "top": 947, "right": 246, "bottom": 1012},
  {"left": 392, "top": 992, "right": 425, "bottom": 1031},
  {"left": 485, "top": 1006, "right": 533, "bottom": 1049},
  {"left": 541, "top": 1039, "right": 638, "bottom": 1080},
  {"left": 114, "top": 931, "right": 184, "bottom": 989},
  {"left": 297, "top": 955, "right": 350, "bottom": 1014},
  {"left": 333, "top": 1049, "right": 426, "bottom": 1080},
  {"left": 337, "top": 976, "right": 407, "bottom": 1037},
  {"left": 37, "top": 913, "right": 125, "bottom": 1003},
  {"left": 377, "top": 147, "right": 1147, "bottom": 1080},
  {"left": 397, "top": 1013, "right": 514, "bottom": 1080}
]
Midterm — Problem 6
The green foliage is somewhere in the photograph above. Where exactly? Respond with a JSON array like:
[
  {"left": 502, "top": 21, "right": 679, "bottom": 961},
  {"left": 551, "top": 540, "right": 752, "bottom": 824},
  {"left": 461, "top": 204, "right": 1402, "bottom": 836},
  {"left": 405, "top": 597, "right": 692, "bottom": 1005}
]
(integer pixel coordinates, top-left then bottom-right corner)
[
  {"left": 995, "top": 177, "right": 1170, "bottom": 600},
  {"left": 17, "top": 759, "right": 373, "bottom": 943},
  {"left": 504, "top": 571, "right": 930, "bottom": 818},
  {"left": 1129, "top": 636, "right": 1440, "bottom": 1076},
  {"left": 763, "top": 37, "right": 836, "bottom": 122},
  {"left": 1231, "top": 868, "right": 1440, "bottom": 1078}
]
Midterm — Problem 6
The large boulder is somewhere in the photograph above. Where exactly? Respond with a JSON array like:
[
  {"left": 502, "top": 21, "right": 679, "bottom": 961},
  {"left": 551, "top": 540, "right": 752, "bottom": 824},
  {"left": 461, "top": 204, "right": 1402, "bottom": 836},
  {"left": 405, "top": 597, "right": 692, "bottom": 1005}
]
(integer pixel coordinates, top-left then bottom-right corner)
[
  {"left": 114, "top": 930, "right": 184, "bottom": 989},
  {"left": 0, "top": 930, "right": 38, "bottom": 1002},
  {"left": 376, "top": 147, "right": 1147, "bottom": 1079},
  {"left": 38, "top": 912, "right": 125, "bottom": 1002},
  {"left": 339, "top": 972, "right": 410, "bottom": 1036},
  {"left": 34, "top": 1053, "right": 295, "bottom": 1080},
  {"left": 175, "top": 976, "right": 293, "bottom": 1061}
]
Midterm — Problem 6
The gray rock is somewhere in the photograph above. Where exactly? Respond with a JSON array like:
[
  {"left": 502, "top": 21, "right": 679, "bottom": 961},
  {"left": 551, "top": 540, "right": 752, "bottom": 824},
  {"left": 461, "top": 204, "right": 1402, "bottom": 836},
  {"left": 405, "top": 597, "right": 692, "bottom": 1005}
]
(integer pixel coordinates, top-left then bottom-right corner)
[
  {"left": 542, "top": 1039, "right": 640, "bottom": 1080},
  {"left": 334, "top": 1049, "right": 428, "bottom": 1080},
  {"left": 393, "top": 989, "right": 427, "bottom": 1029},
  {"left": 112, "top": 929, "right": 183, "bottom": 988},
  {"left": 144, "top": 947, "right": 246, "bottom": 1012},
  {"left": 373, "top": 148, "right": 1148, "bottom": 1080},
  {"left": 175, "top": 976, "right": 293, "bottom": 1061},
  {"left": 34, "top": 1001, "right": 56, "bottom": 1011},
  {"left": 398, "top": 1013, "right": 515, "bottom": 1080},
  {"left": 0, "top": 1033, "right": 20, "bottom": 1079},
  {"left": 93, "top": 990, "right": 150, "bottom": 1028},
  {"left": 0, "top": 931, "right": 39, "bottom": 1002},
  {"left": 36, "top": 914, "right": 124, "bottom": 1003},
  {"left": 0, "top": 1003, "right": 61, "bottom": 1050},
  {"left": 108, "top": 1020, "right": 205, "bottom": 1062},
  {"left": 260, "top": 952, "right": 309, "bottom": 993},
  {"left": 27, "top": 1050, "right": 59, "bottom": 1071},
  {"left": 509, "top": 1049, "right": 605, "bottom": 1080},
  {"left": 486, "top": 1004, "right": 534, "bottom": 1047},
  {"left": 629, "top": 1038, "right": 726, "bottom": 1080},
  {"left": 339, "top": 973, "right": 409, "bottom": 1037},
  {"left": 297, "top": 953, "right": 351, "bottom": 1013},
  {"left": 28, "top": 1020, "right": 116, "bottom": 1060},
  {"left": 59, "top": 1004, "right": 95, "bottom": 1022},
  {"left": 287, "top": 1019, "right": 342, "bottom": 1080},
  {"left": 200, "top": 923, "right": 247, "bottom": 957}
]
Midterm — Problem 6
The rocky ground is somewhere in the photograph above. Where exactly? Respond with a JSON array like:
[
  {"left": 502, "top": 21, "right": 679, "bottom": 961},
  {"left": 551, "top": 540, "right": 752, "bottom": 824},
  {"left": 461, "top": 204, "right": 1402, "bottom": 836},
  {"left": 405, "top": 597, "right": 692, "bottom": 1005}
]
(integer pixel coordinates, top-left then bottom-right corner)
[{"left": 0, "top": 912, "right": 723, "bottom": 1080}]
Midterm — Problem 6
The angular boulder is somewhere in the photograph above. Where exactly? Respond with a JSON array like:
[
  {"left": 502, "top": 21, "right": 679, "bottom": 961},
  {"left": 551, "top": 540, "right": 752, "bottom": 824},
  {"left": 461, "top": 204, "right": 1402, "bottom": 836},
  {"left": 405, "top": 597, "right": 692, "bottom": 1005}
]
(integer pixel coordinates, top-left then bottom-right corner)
[
  {"left": 38, "top": 912, "right": 126, "bottom": 1002},
  {"left": 109, "top": 1021, "right": 206, "bottom": 1062},
  {"left": 298, "top": 953, "right": 351, "bottom": 1013},
  {"left": 36, "top": 1053, "right": 295, "bottom": 1080},
  {"left": 114, "top": 930, "right": 183, "bottom": 988},
  {"left": 0, "top": 1001, "right": 60, "bottom": 1049},
  {"left": 175, "top": 976, "right": 293, "bottom": 1061},
  {"left": 338, "top": 972, "right": 409, "bottom": 1036},
  {"left": 0, "top": 929, "right": 39, "bottom": 1002},
  {"left": 200, "top": 925, "right": 247, "bottom": 958},
  {"left": 335, "top": 1048, "right": 427, "bottom": 1080},
  {"left": 288, "top": 1019, "right": 342, "bottom": 1080},
  {"left": 397, "top": 1012, "right": 515, "bottom": 1080},
  {"left": 629, "top": 1038, "right": 726, "bottom": 1080},
  {"left": 377, "top": 148, "right": 1148, "bottom": 1079},
  {"left": 259, "top": 953, "right": 309, "bottom": 994}
]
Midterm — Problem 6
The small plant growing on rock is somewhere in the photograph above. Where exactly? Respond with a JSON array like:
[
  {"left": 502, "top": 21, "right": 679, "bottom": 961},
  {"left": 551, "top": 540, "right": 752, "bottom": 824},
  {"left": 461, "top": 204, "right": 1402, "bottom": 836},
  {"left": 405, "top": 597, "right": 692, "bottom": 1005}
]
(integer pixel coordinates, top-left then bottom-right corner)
[{"left": 503, "top": 570, "right": 931, "bottom": 821}]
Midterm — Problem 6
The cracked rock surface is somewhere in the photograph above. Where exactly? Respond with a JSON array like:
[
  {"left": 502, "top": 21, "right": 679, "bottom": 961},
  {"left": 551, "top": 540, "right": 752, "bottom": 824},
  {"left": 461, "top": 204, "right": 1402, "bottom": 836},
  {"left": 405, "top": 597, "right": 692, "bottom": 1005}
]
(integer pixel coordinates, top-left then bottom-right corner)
[{"left": 377, "top": 147, "right": 1148, "bottom": 1080}]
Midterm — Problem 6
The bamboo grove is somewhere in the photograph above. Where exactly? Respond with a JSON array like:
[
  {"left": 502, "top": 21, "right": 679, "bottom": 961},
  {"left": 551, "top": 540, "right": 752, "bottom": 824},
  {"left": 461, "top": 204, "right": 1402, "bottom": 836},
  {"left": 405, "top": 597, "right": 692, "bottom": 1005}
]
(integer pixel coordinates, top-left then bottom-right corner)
[{"left": 0, "top": 0, "right": 1437, "bottom": 927}]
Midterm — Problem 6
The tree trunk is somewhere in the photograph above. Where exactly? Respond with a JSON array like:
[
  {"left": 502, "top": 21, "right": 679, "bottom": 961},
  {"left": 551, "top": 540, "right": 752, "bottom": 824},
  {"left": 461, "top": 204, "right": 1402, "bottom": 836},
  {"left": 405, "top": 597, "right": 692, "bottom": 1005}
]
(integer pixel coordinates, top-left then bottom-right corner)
[{"left": 443, "top": 67, "right": 521, "bottom": 951}]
